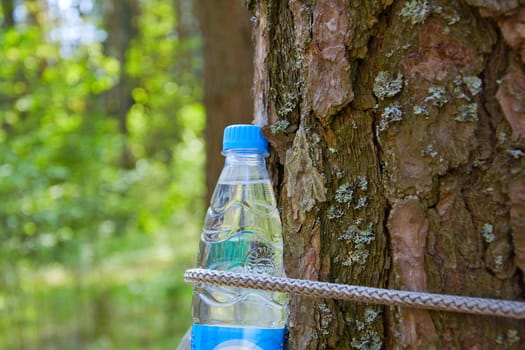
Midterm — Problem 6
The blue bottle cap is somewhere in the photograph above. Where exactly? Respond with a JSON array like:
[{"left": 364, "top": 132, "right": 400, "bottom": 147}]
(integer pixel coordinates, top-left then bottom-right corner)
[{"left": 222, "top": 124, "right": 269, "bottom": 154}]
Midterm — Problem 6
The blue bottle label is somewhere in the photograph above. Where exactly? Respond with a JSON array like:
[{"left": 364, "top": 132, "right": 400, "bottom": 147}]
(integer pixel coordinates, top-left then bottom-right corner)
[{"left": 191, "top": 324, "right": 285, "bottom": 350}]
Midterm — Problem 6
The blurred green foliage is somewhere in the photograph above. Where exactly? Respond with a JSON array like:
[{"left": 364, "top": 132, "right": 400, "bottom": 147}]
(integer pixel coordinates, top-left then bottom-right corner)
[{"left": 0, "top": 1, "right": 203, "bottom": 348}]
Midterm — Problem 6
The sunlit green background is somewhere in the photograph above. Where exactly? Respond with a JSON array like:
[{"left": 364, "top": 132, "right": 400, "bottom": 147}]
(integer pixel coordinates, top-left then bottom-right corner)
[{"left": 0, "top": 1, "right": 204, "bottom": 348}]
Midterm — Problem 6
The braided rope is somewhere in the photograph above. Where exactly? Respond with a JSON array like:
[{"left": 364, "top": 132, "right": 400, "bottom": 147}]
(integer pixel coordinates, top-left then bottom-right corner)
[{"left": 185, "top": 268, "right": 525, "bottom": 319}]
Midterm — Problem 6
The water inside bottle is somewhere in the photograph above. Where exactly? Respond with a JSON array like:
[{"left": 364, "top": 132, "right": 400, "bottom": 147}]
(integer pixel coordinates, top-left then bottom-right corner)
[{"left": 193, "top": 180, "right": 287, "bottom": 328}]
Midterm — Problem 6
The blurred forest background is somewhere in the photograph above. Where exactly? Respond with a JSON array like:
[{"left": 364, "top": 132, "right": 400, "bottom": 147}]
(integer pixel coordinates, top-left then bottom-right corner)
[{"left": 0, "top": 0, "right": 254, "bottom": 348}]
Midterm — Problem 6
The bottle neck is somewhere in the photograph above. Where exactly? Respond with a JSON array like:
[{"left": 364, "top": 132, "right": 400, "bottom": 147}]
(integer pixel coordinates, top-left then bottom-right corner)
[
  {"left": 218, "top": 150, "right": 269, "bottom": 184},
  {"left": 223, "top": 150, "right": 267, "bottom": 167}
]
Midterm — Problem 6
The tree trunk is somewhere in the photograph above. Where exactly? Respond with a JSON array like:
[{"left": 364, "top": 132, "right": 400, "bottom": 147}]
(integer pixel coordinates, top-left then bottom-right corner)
[
  {"left": 251, "top": 0, "right": 525, "bottom": 349},
  {"left": 1, "top": 0, "right": 14, "bottom": 28},
  {"left": 194, "top": 0, "right": 254, "bottom": 201},
  {"left": 103, "top": 0, "right": 139, "bottom": 168}
]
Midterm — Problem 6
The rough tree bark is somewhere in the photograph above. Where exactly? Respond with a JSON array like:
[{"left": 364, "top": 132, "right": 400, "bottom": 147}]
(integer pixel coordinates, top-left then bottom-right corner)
[
  {"left": 194, "top": 0, "right": 254, "bottom": 201},
  {"left": 251, "top": 0, "right": 525, "bottom": 349}
]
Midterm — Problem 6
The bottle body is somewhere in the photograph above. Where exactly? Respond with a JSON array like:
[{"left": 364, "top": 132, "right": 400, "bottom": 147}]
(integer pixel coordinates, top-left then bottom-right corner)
[{"left": 191, "top": 151, "right": 287, "bottom": 349}]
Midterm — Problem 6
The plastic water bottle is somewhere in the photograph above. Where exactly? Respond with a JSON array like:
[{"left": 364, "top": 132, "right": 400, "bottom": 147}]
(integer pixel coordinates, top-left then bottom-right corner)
[{"left": 190, "top": 124, "right": 287, "bottom": 349}]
